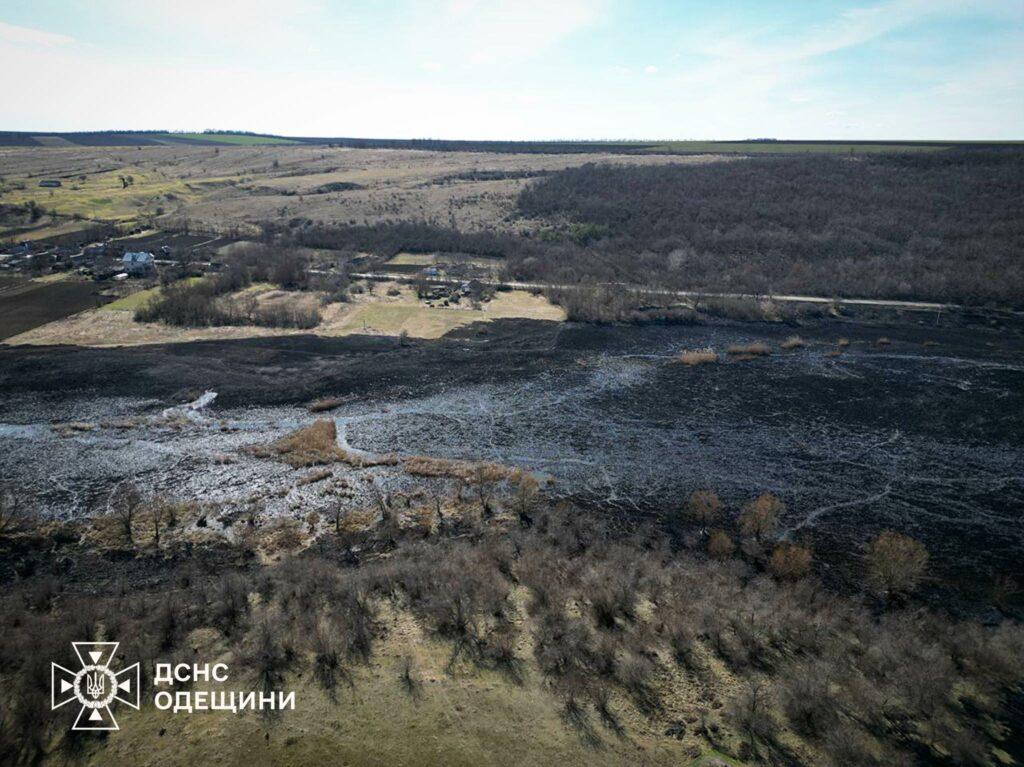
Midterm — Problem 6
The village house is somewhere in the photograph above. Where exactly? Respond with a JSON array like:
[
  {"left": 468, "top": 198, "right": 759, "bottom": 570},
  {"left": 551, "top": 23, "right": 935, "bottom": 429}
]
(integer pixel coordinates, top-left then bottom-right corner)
[{"left": 122, "top": 251, "right": 155, "bottom": 276}]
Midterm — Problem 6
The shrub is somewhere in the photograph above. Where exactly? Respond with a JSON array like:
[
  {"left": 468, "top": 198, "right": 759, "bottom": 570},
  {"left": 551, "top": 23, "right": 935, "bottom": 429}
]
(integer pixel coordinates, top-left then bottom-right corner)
[
  {"left": 780, "top": 335, "right": 805, "bottom": 350},
  {"left": 737, "top": 492, "right": 785, "bottom": 543},
  {"left": 865, "top": 531, "right": 929, "bottom": 600},
  {"left": 582, "top": 566, "right": 637, "bottom": 630},
  {"left": 768, "top": 543, "right": 812, "bottom": 580},
  {"left": 707, "top": 529, "right": 736, "bottom": 559},
  {"left": 685, "top": 489, "right": 722, "bottom": 533}
]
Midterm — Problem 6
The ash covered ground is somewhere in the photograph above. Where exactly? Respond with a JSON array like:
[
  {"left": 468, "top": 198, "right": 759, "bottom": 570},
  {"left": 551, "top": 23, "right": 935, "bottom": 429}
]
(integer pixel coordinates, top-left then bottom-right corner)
[{"left": 1, "top": 318, "right": 1021, "bottom": 612}]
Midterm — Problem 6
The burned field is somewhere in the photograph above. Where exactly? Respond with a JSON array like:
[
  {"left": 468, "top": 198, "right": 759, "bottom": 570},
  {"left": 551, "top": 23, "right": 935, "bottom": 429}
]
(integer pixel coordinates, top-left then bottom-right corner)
[
  {"left": 1, "top": 316, "right": 1021, "bottom": 615},
  {"left": 3, "top": 142, "right": 1024, "bottom": 766}
]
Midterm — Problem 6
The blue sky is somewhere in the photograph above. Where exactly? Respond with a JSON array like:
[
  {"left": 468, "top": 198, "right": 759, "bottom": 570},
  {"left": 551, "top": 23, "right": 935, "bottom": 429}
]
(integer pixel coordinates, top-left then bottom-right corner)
[{"left": 1, "top": 0, "right": 1021, "bottom": 139}]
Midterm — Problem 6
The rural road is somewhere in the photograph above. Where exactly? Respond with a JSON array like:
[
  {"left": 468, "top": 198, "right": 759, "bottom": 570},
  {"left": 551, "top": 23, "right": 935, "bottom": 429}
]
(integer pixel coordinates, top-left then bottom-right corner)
[{"left": 351, "top": 271, "right": 967, "bottom": 314}]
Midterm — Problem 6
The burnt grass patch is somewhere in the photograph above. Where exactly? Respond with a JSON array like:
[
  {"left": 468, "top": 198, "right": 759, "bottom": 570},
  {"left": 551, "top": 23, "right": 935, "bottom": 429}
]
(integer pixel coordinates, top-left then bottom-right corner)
[{"left": 1, "top": 316, "right": 1022, "bottom": 615}]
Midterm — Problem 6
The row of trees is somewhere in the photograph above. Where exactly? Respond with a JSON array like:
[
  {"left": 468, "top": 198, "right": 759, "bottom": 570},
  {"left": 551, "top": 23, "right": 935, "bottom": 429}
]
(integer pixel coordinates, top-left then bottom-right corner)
[{"left": 135, "top": 246, "right": 321, "bottom": 328}]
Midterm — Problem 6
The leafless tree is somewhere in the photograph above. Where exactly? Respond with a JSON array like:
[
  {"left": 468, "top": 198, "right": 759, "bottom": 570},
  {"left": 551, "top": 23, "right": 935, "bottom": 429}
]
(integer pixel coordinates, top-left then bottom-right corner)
[
  {"left": 0, "top": 486, "right": 28, "bottom": 536},
  {"left": 110, "top": 484, "right": 143, "bottom": 545}
]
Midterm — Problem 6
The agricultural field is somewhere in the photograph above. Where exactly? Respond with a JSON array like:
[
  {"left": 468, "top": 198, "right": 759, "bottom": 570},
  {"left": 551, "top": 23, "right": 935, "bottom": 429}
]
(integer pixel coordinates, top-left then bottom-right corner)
[
  {"left": 0, "top": 144, "right": 726, "bottom": 238},
  {"left": 0, "top": 274, "right": 110, "bottom": 340}
]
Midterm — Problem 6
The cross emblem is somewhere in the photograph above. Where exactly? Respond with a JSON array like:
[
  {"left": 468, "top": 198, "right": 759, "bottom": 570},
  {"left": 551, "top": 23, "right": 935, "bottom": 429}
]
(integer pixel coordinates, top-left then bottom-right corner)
[{"left": 51, "top": 642, "right": 140, "bottom": 731}]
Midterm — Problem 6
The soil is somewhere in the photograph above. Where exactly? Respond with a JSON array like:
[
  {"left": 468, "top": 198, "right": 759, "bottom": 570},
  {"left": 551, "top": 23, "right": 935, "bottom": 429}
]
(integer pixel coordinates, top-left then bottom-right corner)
[{"left": 0, "top": 277, "right": 112, "bottom": 340}]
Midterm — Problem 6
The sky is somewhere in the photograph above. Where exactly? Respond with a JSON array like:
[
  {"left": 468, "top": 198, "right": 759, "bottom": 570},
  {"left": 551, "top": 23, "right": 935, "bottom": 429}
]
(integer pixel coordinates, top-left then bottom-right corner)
[{"left": 1, "top": 0, "right": 1022, "bottom": 140}]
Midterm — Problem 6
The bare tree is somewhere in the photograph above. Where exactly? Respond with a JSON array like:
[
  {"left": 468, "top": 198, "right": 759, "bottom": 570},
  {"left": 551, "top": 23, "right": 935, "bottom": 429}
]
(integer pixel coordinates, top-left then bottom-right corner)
[
  {"left": 151, "top": 502, "right": 167, "bottom": 548},
  {"left": 110, "top": 484, "right": 143, "bottom": 545},
  {"left": 512, "top": 473, "right": 540, "bottom": 525},
  {"left": 470, "top": 464, "right": 505, "bottom": 518},
  {"left": 0, "top": 486, "right": 28, "bottom": 536}
]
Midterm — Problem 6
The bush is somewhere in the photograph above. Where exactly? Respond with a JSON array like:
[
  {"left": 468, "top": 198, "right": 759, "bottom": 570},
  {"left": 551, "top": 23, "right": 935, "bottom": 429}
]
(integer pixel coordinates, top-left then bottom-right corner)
[
  {"left": 865, "top": 531, "right": 929, "bottom": 600},
  {"left": 707, "top": 529, "right": 736, "bottom": 559},
  {"left": 768, "top": 543, "right": 812, "bottom": 580},
  {"left": 685, "top": 489, "right": 722, "bottom": 532},
  {"left": 737, "top": 492, "right": 785, "bottom": 544}
]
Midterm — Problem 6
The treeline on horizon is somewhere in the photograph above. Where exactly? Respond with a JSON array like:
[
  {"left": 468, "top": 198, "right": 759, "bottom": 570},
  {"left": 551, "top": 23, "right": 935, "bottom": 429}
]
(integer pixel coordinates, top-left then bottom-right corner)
[
  {"left": 3, "top": 130, "right": 1004, "bottom": 152},
  {"left": 270, "top": 150, "right": 1024, "bottom": 306}
]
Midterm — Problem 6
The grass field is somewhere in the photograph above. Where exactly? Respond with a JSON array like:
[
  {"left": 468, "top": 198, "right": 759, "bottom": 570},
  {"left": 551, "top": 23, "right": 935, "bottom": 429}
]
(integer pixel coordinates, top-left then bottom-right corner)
[
  {"left": 0, "top": 167, "right": 233, "bottom": 222},
  {"left": 100, "top": 277, "right": 206, "bottom": 312},
  {"left": 160, "top": 133, "right": 300, "bottom": 145},
  {"left": 385, "top": 253, "right": 437, "bottom": 266},
  {"left": 9, "top": 282, "right": 565, "bottom": 346},
  {"left": 330, "top": 285, "right": 564, "bottom": 339}
]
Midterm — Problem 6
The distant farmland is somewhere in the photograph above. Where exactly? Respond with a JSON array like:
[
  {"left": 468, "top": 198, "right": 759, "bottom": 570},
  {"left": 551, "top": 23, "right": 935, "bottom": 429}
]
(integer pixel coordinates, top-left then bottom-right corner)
[{"left": 2, "top": 130, "right": 1019, "bottom": 154}]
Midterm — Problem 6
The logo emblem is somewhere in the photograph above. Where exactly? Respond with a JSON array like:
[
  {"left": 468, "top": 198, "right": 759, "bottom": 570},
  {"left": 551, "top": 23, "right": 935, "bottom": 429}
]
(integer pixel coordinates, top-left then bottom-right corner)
[{"left": 51, "top": 642, "right": 140, "bottom": 731}]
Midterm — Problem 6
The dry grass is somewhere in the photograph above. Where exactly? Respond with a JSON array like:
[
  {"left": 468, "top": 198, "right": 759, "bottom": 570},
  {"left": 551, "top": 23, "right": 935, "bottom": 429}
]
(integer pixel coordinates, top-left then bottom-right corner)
[
  {"left": 780, "top": 335, "right": 805, "bottom": 350},
  {"left": 296, "top": 468, "right": 333, "bottom": 486},
  {"left": 257, "top": 519, "right": 307, "bottom": 557},
  {"left": 9, "top": 281, "right": 564, "bottom": 347},
  {"left": 403, "top": 455, "right": 523, "bottom": 482},
  {"left": 677, "top": 349, "right": 718, "bottom": 366},
  {"left": 726, "top": 341, "right": 771, "bottom": 357},
  {"left": 249, "top": 420, "right": 398, "bottom": 468},
  {"left": 308, "top": 396, "right": 354, "bottom": 413},
  {"left": 338, "top": 508, "right": 379, "bottom": 534}
]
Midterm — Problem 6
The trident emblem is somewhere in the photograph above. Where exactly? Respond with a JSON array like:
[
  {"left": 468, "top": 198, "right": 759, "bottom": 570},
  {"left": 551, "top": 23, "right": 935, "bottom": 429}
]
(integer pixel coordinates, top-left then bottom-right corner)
[
  {"left": 52, "top": 642, "right": 140, "bottom": 731},
  {"left": 86, "top": 670, "right": 105, "bottom": 700}
]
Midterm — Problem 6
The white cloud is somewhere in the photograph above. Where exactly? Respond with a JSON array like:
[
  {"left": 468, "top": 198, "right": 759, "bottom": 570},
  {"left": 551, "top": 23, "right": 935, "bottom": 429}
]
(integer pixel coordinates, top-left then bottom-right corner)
[
  {"left": 411, "top": 0, "right": 606, "bottom": 64},
  {"left": 643, "top": 65, "right": 658, "bottom": 74},
  {"left": 0, "top": 21, "right": 74, "bottom": 46}
]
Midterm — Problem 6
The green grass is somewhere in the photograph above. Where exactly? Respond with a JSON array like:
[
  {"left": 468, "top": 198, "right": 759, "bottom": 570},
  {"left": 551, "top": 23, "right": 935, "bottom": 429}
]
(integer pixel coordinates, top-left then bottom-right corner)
[
  {"left": 101, "top": 277, "right": 204, "bottom": 312},
  {"left": 161, "top": 133, "right": 299, "bottom": 145}
]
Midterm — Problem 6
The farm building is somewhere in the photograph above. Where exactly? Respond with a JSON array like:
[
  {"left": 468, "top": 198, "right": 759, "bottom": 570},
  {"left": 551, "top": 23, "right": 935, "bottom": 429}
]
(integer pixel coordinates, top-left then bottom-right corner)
[{"left": 122, "top": 251, "right": 155, "bottom": 276}]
